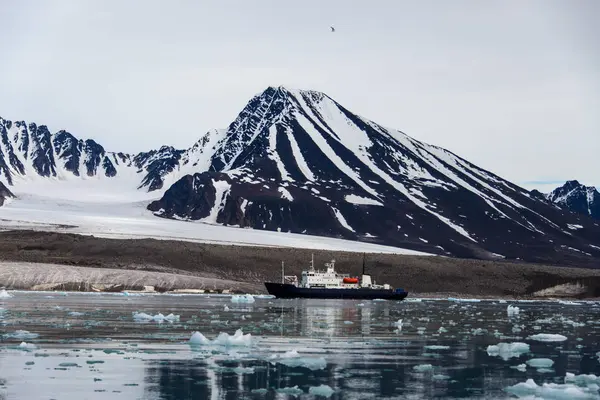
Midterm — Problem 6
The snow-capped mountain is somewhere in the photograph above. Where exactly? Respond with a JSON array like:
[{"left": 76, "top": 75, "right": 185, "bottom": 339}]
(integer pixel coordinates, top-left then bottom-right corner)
[
  {"left": 148, "top": 87, "right": 600, "bottom": 266},
  {"left": 546, "top": 180, "right": 599, "bottom": 220},
  {"left": 0, "top": 117, "right": 226, "bottom": 193},
  {"left": 2, "top": 86, "right": 600, "bottom": 266}
]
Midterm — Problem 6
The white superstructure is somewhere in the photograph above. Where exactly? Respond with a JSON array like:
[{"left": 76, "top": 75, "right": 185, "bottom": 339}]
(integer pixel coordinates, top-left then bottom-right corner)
[{"left": 283, "top": 255, "right": 391, "bottom": 290}]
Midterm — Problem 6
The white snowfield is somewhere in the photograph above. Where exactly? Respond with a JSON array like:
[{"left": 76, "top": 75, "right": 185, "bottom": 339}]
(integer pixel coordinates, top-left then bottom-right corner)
[{"left": 0, "top": 191, "right": 431, "bottom": 255}]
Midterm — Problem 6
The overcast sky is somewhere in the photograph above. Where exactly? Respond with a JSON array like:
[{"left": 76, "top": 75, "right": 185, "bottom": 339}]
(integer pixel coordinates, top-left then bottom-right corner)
[{"left": 1, "top": 0, "right": 598, "bottom": 191}]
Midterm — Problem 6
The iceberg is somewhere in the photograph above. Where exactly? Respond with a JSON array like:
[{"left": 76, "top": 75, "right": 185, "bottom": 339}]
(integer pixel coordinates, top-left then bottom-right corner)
[
  {"left": 527, "top": 333, "right": 568, "bottom": 342},
  {"left": 231, "top": 294, "right": 255, "bottom": 303},
  {"left": 526, "top": 358, "right": 554, "bottom": 368},
  {"left": 269, "top": 349, "right": 327, "bottom": 370},
  {"left": 486, "top": 342, "right": 530, "bottom": 361},
  {"left": 132, "top": 312, "right": 180, "bottom": 323},
  {"left": 189, "top": 329, "right": 253, "bottom": 347},
  {"left": 507, "top": 305, "right": 520, "bottom": 317},
  {"left": 308, "top": 385, "right": 335, "bottom": 398}
]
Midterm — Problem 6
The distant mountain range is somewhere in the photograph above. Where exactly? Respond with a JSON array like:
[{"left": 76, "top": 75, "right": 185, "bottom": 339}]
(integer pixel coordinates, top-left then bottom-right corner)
[
  {"left": 1, "top": 86, "right": 599, "bottom": 267},
  {"left": 543, "top": 180, "right": 599, "bottom": 221}
]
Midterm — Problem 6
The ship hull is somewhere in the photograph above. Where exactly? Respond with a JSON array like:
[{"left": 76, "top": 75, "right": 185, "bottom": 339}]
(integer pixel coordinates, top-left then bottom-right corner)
[{"left": 264, "top": 282, "right": 408, "bottom": 300}]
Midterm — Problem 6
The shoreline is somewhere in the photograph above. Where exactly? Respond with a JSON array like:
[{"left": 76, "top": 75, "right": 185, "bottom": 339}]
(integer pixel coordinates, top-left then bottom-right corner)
[{"left": 1, "top": 230, "right": 600, "bottom": 299}]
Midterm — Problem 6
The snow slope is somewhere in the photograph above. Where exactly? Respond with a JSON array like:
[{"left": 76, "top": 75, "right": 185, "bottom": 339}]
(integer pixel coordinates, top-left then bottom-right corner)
[{"left": 0, "top": 192, "right": 429, "bottom": 254}]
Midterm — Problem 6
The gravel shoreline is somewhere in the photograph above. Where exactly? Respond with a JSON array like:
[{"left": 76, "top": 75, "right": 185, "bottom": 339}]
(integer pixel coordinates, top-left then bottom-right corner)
[{"left": 1, "top": 230, "right": 600, "bottom": 298}]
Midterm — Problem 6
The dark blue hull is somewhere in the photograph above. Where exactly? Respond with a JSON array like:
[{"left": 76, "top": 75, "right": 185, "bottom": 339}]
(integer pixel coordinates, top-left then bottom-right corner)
[{"left": 264, "top": 282, "right": 408, "bottom": 300}]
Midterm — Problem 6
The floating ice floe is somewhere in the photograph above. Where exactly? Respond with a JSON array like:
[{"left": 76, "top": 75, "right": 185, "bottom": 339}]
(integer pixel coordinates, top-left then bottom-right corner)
[
  {"left": 393, "top": 319, "right": 403, "bottom": 331},
  {"left": 68, "top": 311, "right": 84, "bottom": 317},
  {"left": 413, "top": 364, "right": 434, "bottom": 372},
  {"left": 526, "top": 358, "right": 554, "bottom": 368},
  {"left": 189, "top": 329, "right": 253, "bottom": 347},
  {"left": 231, "top": 294, "right": 255, "bottom": 303},
  {"left": 471, "top": 328, "right": 487, "bottom": 335},
  {"left": 277, "top": 386, "right": 305, "bottom": 396},
  {"left": 505, "top": 373, "right": 600, "bottom": 399},
  {"left": 535, "top": 315, "right": 585, "bottom": 327},
  {"left": 254, "top": 294, "right": 275, "bottom": 299},
  {"left": 268, "top": 349, "right": 327, "bottom": 370},
  {"left": 557, "top": 300, "right": 582, "bottom": 306},
  {"left": 448, "top": 297, "right": 481, "bottom": 303},
  {"left": 565, "top": 372, "right": 600, "bottom": 386},
  {"left": 527, "top": 333, "right": 568, "bottom": 342},
  {"left": 18, "top": 342, "right": 37, "bottom": 351},
  {"left": 507, "top": 305, "right": 520, "bottom": 317},
  {"left": 511, "top": 364, "right": 527, "bottom": 372},
  {"left": 425, "top": 345, "right": 450, "bottom": 350},
  {"left": 308, "top": 385, "right": 335, "bottom": 398},
  {"left": 132, "top": 312, "right": 180, "bottom": 323},
  {"left": 2, "top": 330, "right": 39, "bottom": 340},
  {"left": 486, "top": 342, "right": 530, "bottom": 360},
  {"left": 0, "top": 289, "right": 13, "bottom": 298}
]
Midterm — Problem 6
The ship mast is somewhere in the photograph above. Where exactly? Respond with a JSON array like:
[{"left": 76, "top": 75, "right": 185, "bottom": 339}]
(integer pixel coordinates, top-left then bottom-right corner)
[
  {"left": 281, "top": 261, "right": 284, "bottom": 284},
  {"left": 362, "top": 253, "right": 366, "bottom": 275}
]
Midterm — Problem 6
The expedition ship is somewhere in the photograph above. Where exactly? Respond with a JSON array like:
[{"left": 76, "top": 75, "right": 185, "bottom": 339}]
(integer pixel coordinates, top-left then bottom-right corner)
[{"left": 264, "top": 255, "right": 408, "bottom": 300}]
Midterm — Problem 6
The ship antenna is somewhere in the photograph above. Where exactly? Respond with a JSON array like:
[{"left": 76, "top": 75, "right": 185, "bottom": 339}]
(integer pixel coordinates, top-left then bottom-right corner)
[{"left": 362, "top": 253, "right": 366, "bottom": 275}]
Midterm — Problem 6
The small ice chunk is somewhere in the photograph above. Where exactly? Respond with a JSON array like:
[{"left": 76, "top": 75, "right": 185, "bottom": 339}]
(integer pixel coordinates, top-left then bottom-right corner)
[
  {"left": 505, "top": 377, "right": 599, "bottom": 399},
  {"left": 424, "top": 345, "right": 450, "bottom": 350},
  {"left": 448, "top": 297, "right": 480, "bottom": 302},
  {"left": 526, "top": 358, "right": 554, "bottom": 368},
  {"left": 0, "top": 289, "right": 13, "bottom": 298},
  {"left": 18, "top": 342, "right": 37, "bottom": 351},
  {"left": 343, "top": 320, "right": 353, "bottom": 325},
  {"left": 507, "top": 305, "right": 520, "bottom": 317},
  {"left": 224, "top": 305, "right": 230, "bottom": 311},
  {"left": 231, "top": 294, "right": 255, "bottom": 303},
  {"left": 471, "top": 328, "right": 487, "bottom": 335},
  {"left": 486, "top": 342, "right": 530, "bottom": 360},
  {"left": 3, "top": 330, "right": 39, "bottom": 340},
  {"left": 498, "top": 300, "right": 507, "bottom": 304},
  {"left": 565, "top": 372, "right": 600, "bottom": 385},
  {"left": 68, "top": 311, "right": 84, "bottom": 317},
  {"left": 393, "top": 319, "right": 403, "bottom": 331},
  {"left": 438, "top": 327, "right": 447, "bottom": 333},
  {"left": 269, "top": 349, "right": 327, "bottom": 370},
  {"left": 214, "top": 329, "right": 252, "bottom": 347},
  {"left": 308, "top": 385, "right": 335, "bottom": 398},
  {"left": 189, "top": 332, "right": 211, "bottom": 346},
  {"left": 413, "top": 364, "right": 434, "bottom": 372},
  {"left": 132, "top": 312, "right": 180, "bottom": 323},
  {"left": 511, "top": 364, "right": 527, "bottom": 372},
  {"left": 528, "top": 333, "right": 568, "bottom": 342},
  {"left": 276, "top": 386, "right": 304, "bottom": 396}
]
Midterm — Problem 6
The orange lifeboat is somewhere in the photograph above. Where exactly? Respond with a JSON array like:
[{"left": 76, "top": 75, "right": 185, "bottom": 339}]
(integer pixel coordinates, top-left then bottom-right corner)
[{"left": 343, "top": 277, "right": 359, "bottom": 284}]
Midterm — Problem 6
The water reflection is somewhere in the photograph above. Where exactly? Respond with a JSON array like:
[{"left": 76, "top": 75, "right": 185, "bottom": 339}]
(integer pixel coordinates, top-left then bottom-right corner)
[{"left": 0, "top": 293, "right": 599, "bottom": 399}]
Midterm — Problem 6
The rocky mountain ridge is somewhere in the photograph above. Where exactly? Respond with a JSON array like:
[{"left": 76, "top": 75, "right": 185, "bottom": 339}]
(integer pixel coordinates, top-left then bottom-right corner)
[{"left": 2, "top": 86, "right": 599, "bottom": 267}]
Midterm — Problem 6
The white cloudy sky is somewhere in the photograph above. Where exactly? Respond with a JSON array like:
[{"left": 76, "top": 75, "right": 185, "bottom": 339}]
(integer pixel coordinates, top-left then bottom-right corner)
[{"left": 1, "top": 0, "right": 598, "bottom": 191}]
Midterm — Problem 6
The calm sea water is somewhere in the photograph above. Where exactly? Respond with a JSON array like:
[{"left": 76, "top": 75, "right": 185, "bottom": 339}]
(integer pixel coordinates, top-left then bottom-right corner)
[{"left": 1, "top": 292, "right": 599, "bottom": 399}]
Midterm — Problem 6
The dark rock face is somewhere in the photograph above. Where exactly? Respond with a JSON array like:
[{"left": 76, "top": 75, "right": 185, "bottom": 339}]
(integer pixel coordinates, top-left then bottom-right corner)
[
  {"left": 148, "top": 173, "right": 219, "bottom": 219},
  {"left": 148, "top": 87, "right": 600, "bottom": 267},
  {"left": 134, "top": 146, "right": 185, "bottom": 191},
  {"left": 547, "top": 180, "right": 600, "bottom": 220},
  {"left": 0, "top": 181, "right": 14, "bottom": 206}
]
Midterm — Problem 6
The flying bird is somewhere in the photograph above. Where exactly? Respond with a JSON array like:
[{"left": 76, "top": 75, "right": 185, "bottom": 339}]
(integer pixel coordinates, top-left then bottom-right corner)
[{"left": 330, "top": 26, "right": 335, "bottom": 32}]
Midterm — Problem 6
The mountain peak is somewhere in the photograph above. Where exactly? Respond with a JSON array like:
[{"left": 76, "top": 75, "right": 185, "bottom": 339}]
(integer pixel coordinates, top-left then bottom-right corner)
[{"left": 546, "top": 180, "right": 599, "bottom": 220}]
